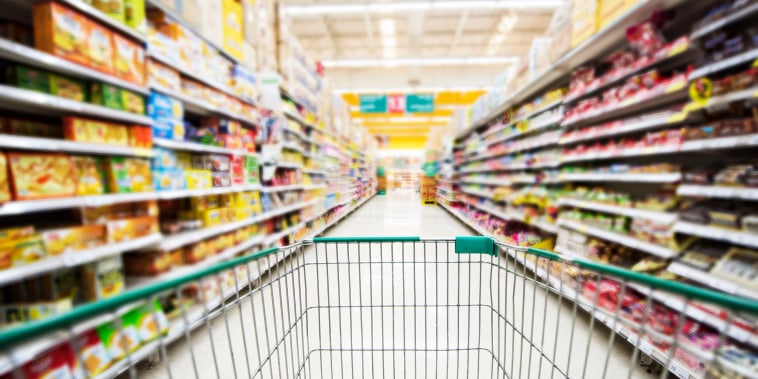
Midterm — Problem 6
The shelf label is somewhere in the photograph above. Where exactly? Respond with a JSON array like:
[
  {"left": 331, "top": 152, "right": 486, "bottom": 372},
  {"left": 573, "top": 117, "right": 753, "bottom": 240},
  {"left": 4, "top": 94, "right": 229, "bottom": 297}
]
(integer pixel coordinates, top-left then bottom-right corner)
[{"left": 669, "top": 363, "right": 689, "bottom": 379}]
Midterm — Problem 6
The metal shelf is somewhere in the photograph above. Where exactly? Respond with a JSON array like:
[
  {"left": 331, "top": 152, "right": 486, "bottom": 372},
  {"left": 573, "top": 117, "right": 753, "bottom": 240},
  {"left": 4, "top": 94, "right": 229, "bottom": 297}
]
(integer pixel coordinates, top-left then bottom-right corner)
[
  {"left": 557, "top": 172, "right": 681, "bottom": 183},
  {"left": 557, "top": 198, "right": 678, "bottom": 223},
  {"left": 677, "top": 185, "right": 758, "bottom": 201},
  {"left": 674, "top": 221, "right": 758, "bottom": 249},
  {"left": 558, "top": 219, "right": 679, "bottom": 258},
  {"left": 0, "top": 85, "right": 152, "bottom": 124},
  {"left": 0, "top": 135, "right": 153, "bottom": 157}
]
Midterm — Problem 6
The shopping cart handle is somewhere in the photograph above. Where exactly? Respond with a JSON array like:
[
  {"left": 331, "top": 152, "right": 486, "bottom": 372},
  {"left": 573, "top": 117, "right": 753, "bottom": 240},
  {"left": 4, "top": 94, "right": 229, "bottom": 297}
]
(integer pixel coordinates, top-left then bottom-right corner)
[{"left": 455, "top": 236, "right": 496, "bottom": 256}]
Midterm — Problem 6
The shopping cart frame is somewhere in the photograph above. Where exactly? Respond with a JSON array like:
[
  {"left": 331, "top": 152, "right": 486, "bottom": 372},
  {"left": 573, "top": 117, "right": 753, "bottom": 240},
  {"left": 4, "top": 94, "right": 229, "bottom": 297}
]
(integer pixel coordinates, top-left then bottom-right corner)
[{"left": 0, "top": 237, "right": 756, "bottom": 379}]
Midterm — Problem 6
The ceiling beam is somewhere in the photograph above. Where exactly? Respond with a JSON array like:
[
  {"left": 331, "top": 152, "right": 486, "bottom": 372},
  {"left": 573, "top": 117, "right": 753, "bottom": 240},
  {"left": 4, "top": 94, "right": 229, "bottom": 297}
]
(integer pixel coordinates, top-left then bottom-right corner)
[{"left": 449, "top": 9, "right": 470, "bottom": 53}]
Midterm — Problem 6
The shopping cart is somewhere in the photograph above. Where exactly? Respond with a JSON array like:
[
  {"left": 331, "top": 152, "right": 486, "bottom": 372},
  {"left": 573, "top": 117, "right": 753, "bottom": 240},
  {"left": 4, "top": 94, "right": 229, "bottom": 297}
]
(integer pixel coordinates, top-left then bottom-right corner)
[{"left": 0, "top": 237, "right": 756, "bottom": 379}]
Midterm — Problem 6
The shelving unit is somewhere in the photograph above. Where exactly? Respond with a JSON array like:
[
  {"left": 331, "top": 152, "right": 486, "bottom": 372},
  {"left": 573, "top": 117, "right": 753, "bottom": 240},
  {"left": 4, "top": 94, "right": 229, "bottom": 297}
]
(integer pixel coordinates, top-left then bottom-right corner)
[{"left": 445, "top": 1, "right": 758, "bottom": 377}]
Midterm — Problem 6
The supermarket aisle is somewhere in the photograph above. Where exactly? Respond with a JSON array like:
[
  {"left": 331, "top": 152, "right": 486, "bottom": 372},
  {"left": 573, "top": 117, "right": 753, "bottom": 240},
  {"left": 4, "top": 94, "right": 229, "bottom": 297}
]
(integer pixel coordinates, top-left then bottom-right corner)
[
  {"left": 325, "top": 189, "right": 474, "bottom": 238},
  {"left": 134, "top": 191, "right": 650, "bottom": 379}
]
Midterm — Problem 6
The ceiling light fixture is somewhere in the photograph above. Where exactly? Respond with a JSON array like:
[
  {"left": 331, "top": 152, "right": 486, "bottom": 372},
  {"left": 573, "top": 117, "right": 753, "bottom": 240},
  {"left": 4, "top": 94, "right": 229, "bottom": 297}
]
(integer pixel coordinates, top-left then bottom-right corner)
[
  {"left": 282, "top": 1, "right": 563, "bottom": 16},
  {"left": 335, "top": 85, "right": 493, "bottom": 94},
  {"left": 487, "top": 13, "right": 518, "bottom": 56}
]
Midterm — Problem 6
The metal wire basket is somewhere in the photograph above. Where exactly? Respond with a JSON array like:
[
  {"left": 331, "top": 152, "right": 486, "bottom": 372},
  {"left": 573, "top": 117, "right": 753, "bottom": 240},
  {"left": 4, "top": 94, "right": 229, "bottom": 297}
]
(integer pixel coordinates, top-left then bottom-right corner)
[{"left": 0, "top": 237, "right": 756, "bottom": 379}]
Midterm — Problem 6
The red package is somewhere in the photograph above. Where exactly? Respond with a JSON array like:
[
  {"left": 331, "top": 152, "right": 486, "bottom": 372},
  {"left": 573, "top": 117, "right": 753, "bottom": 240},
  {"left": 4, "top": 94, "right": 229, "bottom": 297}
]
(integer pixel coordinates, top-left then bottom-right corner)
[
  {"left": 626, "top": 21, "right": 666, "bottom": 57},
  {"left": 22, "top": 342, "right": 80, "bottom": 379}
]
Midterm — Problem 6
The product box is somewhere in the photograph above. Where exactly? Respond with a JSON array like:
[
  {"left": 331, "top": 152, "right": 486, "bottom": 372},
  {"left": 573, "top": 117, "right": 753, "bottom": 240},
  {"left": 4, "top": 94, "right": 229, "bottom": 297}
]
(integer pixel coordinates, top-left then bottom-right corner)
[
  {"left": 152, "top": 117, "right": 185, "bottom": 140},
  {"left": 96, "top": 321, "right": 128, "bottom": 361},
  {"left": 80, "top": 256, "right": 124, "bottom": 301},
  {"left": 180, "top": 0, "right": 204, "bottom": 30},
  {"left": 0, "top": 234, "right": 45, "bottom": 269},
  {"left": 7, "top": 153, "right": 78, "bottom": 200},
  {"left": 147, "top": 58, "right": 181, "bottom": 90},
  {"left": 124, "top": 301, "right": 169, "bottom": 343},
  {"left": 91, "top": 0, "right": 125, "bottom": 24},
  {"left": 152, "top": 169, "right": 185, "bottom": 191},
  {"left": 3, "top": 64, "right": 50, "bottom": 93},
  {"left": 0, "top": 298, "right": 72, "bottom": 327},
  {"left": 113, "top": 33, "right": 146, "bottom": 85},
  {"left": 91, "top": 83, "right": 146, "bottom": 114},
  {"left": 124, "top": 0, "right": 147, "bottom": 33},
  {"left": 600, "top": 0, "right": 641, "bottom": 29},
  {"left": 74, "top": 329, "right": 112, "bottom": 377},
  {"left": 33, "top": 2, "right": 90, "bottom": 67},
  {"left": 73, "top": 156, "right": 106, "bottom": 195},
  {"left": 129, "top": 125, "right": 153, "bottom": 148},
  {"left": 2, "top": 117, "right": 61, "bottom": 138},
  {"left": 88, "top": 20, "right": 115, "bottom": 74},
  {"left": 221, "top": 0, "right": 244, "bottom": 61},
  {"left": 63, "top": 116, "right": 130, "bottom": 146},
  {"left": 147, "top": 91, "right": 183, "bottom": 119},
  {"left": 0, "top": 152, "right": 10, "bottom": 203},
  {"left": 184, "top": 241, "right": 208, "bottom": 263},
  {"left": 200, "top": 0, "right": 224, "bottom": 47},
  {"left": 41, "top": 225, "right": 106, "bottom": 256},
  {"left": 571, "top": 0, "right": 600, "bottom": 48},
  {"left": 123, "top": 250, "right": 172, "bottom": 275},
  {"left": 186, "top": 169, "right": 212, "bottom": 189},
  {"left": 49, "top": 73, "right": 88, "bottom": 101},
  {"left": 21, "top": 341, "right": 80, "bottom": 379},
  {"left": 104, "top": 157, "right": 152, "bottom": 193},
  {"left": 36, "top": 269, "right": 78, "bottom": 301},
  {"left": 105, "top": 216, "right": 158, "bottom": 242}
]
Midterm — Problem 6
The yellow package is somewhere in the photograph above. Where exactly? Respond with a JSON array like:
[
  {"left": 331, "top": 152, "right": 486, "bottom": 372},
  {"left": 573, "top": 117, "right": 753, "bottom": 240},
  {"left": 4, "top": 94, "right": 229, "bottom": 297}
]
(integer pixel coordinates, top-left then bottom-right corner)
[
  {"left": 0, "top": 234, "right": 46, "bottom": 269},
  {"left": 92, "top": 0, "right": 125, "bottom": 23},
  {"left": 73, "top": 156, "right": 105, "bottom": 195},
  {"left": 125, "top": 158, "right": 153, "bottom": 192},
  {"left": 201, "top": 209, "right": 221, "bottom": 226},
  {"left": 124, "top": 0, "right": 147, "bottom": 33},
  {"left": 190, "top": 196, "right": 210, "bottom": 211}
]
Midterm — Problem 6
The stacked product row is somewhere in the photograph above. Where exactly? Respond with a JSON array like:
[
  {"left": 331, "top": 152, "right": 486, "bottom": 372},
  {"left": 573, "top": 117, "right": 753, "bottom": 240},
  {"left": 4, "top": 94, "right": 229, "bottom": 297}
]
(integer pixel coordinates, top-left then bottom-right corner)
[{"left": 444, "top": 1, "right": 758, "bottom": 378}]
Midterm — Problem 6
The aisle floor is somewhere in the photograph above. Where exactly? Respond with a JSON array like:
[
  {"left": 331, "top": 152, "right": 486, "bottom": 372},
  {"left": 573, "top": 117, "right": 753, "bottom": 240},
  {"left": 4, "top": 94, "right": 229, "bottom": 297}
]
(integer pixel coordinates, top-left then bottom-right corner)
[{"left": 132, "top": 189, "right": 652, "bottom": 379}]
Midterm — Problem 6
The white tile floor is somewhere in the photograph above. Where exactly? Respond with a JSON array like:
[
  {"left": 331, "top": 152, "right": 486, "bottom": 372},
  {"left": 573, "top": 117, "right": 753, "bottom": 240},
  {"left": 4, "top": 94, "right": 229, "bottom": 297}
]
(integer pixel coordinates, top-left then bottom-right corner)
[{"left": 129, "top": 189, "right": 652, "bottom": 379}]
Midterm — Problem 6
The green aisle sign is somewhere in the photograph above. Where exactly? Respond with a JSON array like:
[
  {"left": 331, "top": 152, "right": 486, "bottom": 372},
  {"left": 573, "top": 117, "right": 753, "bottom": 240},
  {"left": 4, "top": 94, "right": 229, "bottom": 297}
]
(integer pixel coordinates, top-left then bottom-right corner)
[
  {"left": 360, "top": 95, "right": 388, "bottom": 113},
  {"left": 406, "top": 94, "right": 434, "bottom": 113}
]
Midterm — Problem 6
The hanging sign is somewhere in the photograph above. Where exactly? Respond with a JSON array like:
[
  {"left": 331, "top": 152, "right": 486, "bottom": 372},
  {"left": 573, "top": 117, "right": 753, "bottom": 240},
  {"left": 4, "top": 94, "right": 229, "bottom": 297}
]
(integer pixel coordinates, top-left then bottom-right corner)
[
  {"left": 387, "top": 94, "right": 406, "bottom": 113},
  {"left": 406, "top": 94, "right": 434, "bottom": 113},
  {"left": 359, "top": 95, "right": 387, "bottom": 113}
]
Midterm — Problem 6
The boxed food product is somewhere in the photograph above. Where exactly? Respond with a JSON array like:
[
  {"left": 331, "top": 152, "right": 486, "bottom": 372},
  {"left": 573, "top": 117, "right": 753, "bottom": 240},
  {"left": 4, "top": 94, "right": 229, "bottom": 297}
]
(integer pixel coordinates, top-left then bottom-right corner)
[
  {"left": 104, "top": 157, "right": 152, "bottom": 193},
  {"left": 571, "top": 0, "right": 600, "bottom": 48},
  {"left": 80, "top": 256, "right": 124, "bottom": 301},
  {"left": 221, "top": 0, "right": 244, "bottom": 60},
  {"left": 96, "top": 321, "right": 128, "bottom": 361},
  {"left": 90, "top": 83, "right": 146, "bottom": 114},
  {"left": 600, "top": 0, "right": 641, "bottom": 29},
  {"left": 2, "top": 117, "right": 61, "bottom": 138},
  {"left": 123, "top": 250, "right": 172, "bottom": 275},
  {"left": 186, "top": 169, "right": 212, "bottom": 189},
  {"left": 36, "top": 269, "right": 78, "bottom": 301},
  {"left": 41, "top": 225, "right": 106, "bottom": 256},
  {"left": 184, "top": 241, "right": 208, "bottom": 263},
  {"left": 152, "top": 117, "right": 185, "bottom": 140},
  {"left": 200, "top": 0, "right": 224, "bottom": 47},
  {"left": 49, "top": 73, "right": 88, "bottom": 101},
  {"left": 147, "top": 91, "right": 184, "bottom": 120},
  {"left": 125, "top": 301, "right": 169, "bottom": 343},
  {"left": 124, "top": 0, "right": 147, "bottom": 33},
  {"left": 7, "top": 153, "right": 77, "bottom": 200},
  {"left": 0, "top": 152, "right": 10, "bottom": 203},
  {"left": 129, "top": 125, "right": 153, "bottom": 148},
  {"left": 113, "top": 33, "right": 146, "bottom": 85},
  {"left": 92, "top": 0, "right": 125, "bottom": 24},
  {"left": 3, "top": 64, "right": 50, "bottom": 93},
  {"left": 33, "top": 2, "right": 90, "bottom": 67},
  {"left": 105, "top": 216, "right": 158, "bottom": 242},
  {"left": 74, "top": 329, "right": 112, "bottom": 377},
  {"left": 21, "top": 341, "right": 79, "bottom": 379},
  {"left": 87, "top": 20, "right": 115, "bottom": 74},
  {"left": 1, "top": 298, "right": 72, "bottom": 326},
  {"left": 63, "top": 117, "right": 130, "bottom": 146},
  {"left": 147, "top": 58, "right": 181, "bottom": 90}
]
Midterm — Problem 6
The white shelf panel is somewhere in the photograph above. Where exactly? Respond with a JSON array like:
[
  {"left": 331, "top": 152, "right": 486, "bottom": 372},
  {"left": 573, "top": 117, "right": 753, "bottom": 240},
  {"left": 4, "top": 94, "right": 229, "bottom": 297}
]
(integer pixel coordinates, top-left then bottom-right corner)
[
  {"left": 0, "top": 186, "right": 263, "bottom": 216},
  {"left": 156, "top": 200, "right": 316, "bottom": 251},
  {"left": 0, "top": 135, "right": 153, "bottom": 157},
  {"left": 677, "top": 185, "right": 758, "bottom": 201},
  {"left": 674, "top": 222, "right": 758, "bottom": 249},
  {"left": 558, "top": 219, "right": 679, "bottom": 258},
  {"left": 0, "top": 85, "right": 152, "bottom": 124},
  {"left": 559, "top": 110, "right": 686, "bottom": 144},
  {"left": 691, "top": 2, "right": 758, "bottom": 40},
  {"left": 506, "top": 211, "right": 560, "bottom": 234},
  {"left": 154, "top": 138, "right": 248, "bottom": 155},
  {"left": 0, "top": 234, "right": 161, "bottom": 287},
  {"left": 557, "top": 198, "right": 678, "bottom": 223},
  {"left": 686, "top": 86, "right": 758, "bottom": 111},
  {"left": 303, "top": 168, "right": 327, "bottom": 175},
  {"left": 690, "top": 48, "right": 758, "bottom": 80},
  {"left": 0, "top": 38, "right": 147, "bottom": 94},
  {"left": 282, "top": 142, "right": 305, "bottom": 153},
  {"left": 667, "top": 262, "right": 758, "bottom": 301},
  {"left": 277, "top": 162, "right": 304, "bottom": 170},
  {"left": 561, "top": 144, "right": 680, "bottom": 163},
  {"left": 680, "top": 133, "right": 758, "bottom": 151},
  {"left": 558, "top": 172, "right": 681, "bottom": 183},
  {"left": 261, "top": 184, "right": 304, "bottom": 193}
]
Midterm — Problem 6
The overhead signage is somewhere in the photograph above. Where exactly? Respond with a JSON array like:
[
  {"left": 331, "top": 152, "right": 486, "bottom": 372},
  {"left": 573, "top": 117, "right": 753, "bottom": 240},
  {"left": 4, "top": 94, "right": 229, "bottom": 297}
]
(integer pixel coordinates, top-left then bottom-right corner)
[
  {"left": 359, "top": 94, "right": 388, "bottom": 113},
  {"left": 359, "top": 93, "right": 436, "bottom": 114},
  {"left": 406, "top": 94, "right": 435, "bottom": 113}
]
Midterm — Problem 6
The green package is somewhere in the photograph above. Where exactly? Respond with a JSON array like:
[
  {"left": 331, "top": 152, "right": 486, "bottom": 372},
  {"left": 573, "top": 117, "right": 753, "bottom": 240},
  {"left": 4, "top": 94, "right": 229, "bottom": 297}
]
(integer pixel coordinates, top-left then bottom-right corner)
[
  {"left": 120, "top": 88, "right": 145, "bottom": 115},
  {"left": 90, "top": 82, "right": 122, "bottom": 110},
  {"left": 105, "top": 157, "right": 131, "bottom": 193},
  {"left": 49, "top": 74, "right": 87, "bottom": 102},
  {"left": 245, "top": 155, "right": 260, "bottom": 185},
  {"left": 4, "top": 65, "right": 50, "bottom": 93}
]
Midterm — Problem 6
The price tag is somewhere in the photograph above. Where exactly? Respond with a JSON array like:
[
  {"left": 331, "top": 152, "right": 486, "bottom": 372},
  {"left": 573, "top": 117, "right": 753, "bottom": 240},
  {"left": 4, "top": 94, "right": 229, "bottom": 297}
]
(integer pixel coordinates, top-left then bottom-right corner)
[
  {"left": 665, "top": 81, "right": 686, "bottom": 94},
  {"left": 638, "top": 341, "right": 653, "bottom": 355},
  {"left": 667, "top": 41, "right": 690, "bottom": 57},
  {"left": 669, "top": 363, "right": 689, "bottom": 379}
]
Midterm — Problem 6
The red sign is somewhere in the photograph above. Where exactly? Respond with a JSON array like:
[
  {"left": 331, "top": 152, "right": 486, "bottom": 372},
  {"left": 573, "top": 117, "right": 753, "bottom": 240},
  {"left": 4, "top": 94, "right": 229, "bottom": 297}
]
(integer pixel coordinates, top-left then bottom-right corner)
[{"left": 387, "top": 94, "right": 405, "bottom": 114}]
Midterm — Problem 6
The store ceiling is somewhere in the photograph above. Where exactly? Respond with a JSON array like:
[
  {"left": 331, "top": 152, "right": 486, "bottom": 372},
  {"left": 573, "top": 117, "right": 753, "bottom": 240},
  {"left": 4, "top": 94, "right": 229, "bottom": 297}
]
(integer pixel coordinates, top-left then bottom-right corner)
[{"left": 278, "top": 0, "right": 561, "bottom": 146}]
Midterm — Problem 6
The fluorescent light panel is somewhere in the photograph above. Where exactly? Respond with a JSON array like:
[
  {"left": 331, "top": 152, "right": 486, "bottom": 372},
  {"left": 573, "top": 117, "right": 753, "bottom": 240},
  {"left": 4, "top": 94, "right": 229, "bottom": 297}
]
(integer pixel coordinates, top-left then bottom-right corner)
[
  {"left": 323, "top": 56, "right": 518, "bottom": 68},
  {"left": 283, "top": 1, "right": 564, "bottom": 15},
  {"left": 337, "top": 86, "right": 493, "bottom": 93}
]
